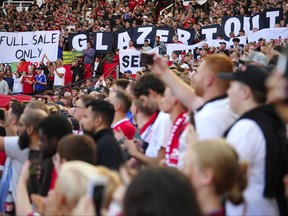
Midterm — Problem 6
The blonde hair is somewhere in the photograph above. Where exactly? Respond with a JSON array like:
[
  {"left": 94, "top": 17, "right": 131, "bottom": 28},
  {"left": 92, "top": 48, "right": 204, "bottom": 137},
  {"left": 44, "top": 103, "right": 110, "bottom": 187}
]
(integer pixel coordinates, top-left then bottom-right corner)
[
  {"left": 55, "top": 161, "right": 121, "bottom": 209},
  {"left": 188, "top": 138, "right": 247, "bottom": 205}
]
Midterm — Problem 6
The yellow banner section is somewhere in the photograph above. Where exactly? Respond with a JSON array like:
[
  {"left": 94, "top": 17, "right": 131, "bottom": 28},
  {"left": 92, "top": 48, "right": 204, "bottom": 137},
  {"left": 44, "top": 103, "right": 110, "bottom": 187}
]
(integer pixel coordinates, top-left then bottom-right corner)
[{"left": 62, "top": 51, "right": 82, "bottom": 65}]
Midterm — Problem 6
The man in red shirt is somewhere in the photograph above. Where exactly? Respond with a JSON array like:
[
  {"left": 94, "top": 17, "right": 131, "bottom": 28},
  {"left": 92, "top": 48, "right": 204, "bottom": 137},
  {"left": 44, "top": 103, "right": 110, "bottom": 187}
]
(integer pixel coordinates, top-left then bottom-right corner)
[
  {"left": 109, "top": 89, "right": 136, "bottom": 140},
  {"left": 22, "top": 69, "right": 35, "bottom": 95}
]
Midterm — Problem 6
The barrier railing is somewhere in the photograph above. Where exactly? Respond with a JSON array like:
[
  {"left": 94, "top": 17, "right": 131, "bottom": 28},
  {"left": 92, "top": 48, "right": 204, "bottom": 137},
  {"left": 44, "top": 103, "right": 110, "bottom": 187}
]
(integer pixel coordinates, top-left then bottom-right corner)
[
  {"left": 2, "top": 1, "right": 33, "bottom": 11},
  {"left": 159, "top": 3, "right": 173, "bottom": 16}
]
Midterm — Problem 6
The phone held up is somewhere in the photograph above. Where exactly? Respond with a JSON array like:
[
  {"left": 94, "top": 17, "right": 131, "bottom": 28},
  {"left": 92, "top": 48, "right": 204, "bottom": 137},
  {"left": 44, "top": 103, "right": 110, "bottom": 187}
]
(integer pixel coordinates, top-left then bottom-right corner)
[
  {"left": 140, "top": 52, "right": 154, "bottom": 66},
  {"left": 87, "top": 175, "right": 108, "bottom": 216}
]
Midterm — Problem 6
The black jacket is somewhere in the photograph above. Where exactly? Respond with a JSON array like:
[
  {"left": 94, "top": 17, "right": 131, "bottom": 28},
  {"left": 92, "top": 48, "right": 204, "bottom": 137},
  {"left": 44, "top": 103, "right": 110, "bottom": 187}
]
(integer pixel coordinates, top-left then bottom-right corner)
[
  {"left": 225, "top": 105, "right": 288, "bottom": 216},
  {"left": 90, "top": 61, "right": 103, "bottom": 78},
  {"left": 92, "top": 128, "right": 124, "bottom": 170}
]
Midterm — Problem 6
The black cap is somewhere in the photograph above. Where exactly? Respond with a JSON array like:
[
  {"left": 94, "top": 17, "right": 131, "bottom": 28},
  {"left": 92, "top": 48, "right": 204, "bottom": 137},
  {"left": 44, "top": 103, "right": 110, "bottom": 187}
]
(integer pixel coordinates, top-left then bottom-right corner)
[
  {"left": 219, "top": 42, "right": 226, "bottom": 45},
  {"left": 36, "top": 66, "right": 44, "bottom": 70},
  {"left": 218, "top": 65, "right": 269, "bottom": 93}
]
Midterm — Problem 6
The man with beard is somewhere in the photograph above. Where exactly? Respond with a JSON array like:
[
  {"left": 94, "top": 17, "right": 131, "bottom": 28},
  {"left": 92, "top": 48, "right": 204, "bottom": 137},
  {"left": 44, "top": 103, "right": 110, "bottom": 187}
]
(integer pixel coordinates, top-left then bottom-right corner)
[
  {"left": 28, "top": 115, "right": 72, "bottom": 196},
  {"left": 80, "top": 99, "right": 124, "bottom": 170},
  {"left": 0, "top": 101, "right": 24, "bottom": 211},
  {"left": 151, "top": 54, "right": 237, "bottom": 140},
  {"left": 0, "top": 109, "right": 47, "bottom": 203}
]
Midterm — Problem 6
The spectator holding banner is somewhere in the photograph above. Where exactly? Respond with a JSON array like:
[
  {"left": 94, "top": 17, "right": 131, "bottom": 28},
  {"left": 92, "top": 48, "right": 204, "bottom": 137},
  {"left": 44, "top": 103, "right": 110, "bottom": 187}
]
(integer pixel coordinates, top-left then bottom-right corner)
[
  {"left": 153, "top": 36, "right": 167, "bottom": 55},
  {"left": 141, "top": 39, "right": 152, "bottom": 51}
]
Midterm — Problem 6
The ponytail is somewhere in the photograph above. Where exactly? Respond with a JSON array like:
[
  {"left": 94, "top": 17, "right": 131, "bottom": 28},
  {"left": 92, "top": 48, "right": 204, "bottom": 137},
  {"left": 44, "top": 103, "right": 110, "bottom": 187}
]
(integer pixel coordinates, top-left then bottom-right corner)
[{"left": 228, "top": 162, "right": 248, "bottom": 205}]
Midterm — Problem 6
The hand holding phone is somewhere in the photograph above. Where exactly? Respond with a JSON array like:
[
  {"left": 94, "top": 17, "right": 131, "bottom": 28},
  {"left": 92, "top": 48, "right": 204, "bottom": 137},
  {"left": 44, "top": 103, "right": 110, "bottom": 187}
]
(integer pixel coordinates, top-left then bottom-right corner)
[
  {"left": 140, "top": 53, "right": 154, "bottom": 66},
  {"left": 87, "top": 175, "right": 108, "bottom": 216}
]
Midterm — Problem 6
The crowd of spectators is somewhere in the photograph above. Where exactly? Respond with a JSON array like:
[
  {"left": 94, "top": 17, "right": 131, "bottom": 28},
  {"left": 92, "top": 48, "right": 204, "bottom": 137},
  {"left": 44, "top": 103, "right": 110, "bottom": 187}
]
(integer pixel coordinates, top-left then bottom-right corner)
[
  {"left": 1, "top": 0, "right": 288, "bottom": 216},
  {"left": 0, "top": 0, "right": 287, "bottom": 95}
]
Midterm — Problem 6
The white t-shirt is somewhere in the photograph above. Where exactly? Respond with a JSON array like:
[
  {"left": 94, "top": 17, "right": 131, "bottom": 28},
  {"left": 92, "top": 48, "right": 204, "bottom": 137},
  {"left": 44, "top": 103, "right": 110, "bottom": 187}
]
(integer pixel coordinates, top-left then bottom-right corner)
[
  {"left": 145, "top": 112, "right": 172, "bottom": 158},
  {"left": 4, "top": 136, "right": 29, "bottom": 200},
  {"left": 225, "top": 119, "right": 279, "bottom": 216},
  {"left": 53, "top": 67, "right": 66, "bottom": 86},
  {"left": 12, "top": 75, "right": 23, "bottom": 93},
  {"left": 195, "top": 97, "right": 237, "bottom": 140}
]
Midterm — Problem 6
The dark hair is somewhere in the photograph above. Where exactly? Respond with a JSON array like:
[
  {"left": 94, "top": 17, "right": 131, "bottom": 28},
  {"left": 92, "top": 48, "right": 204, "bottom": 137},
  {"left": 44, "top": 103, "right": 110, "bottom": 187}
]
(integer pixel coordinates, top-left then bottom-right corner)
[
  {"left": 114, "top": 89, "right": 132, "bottom": 113},
  {"left": 251, "top": 90, "right": 267, "bottom": 104},
  {"left": 124, "top": 167, "right": 202, "bottom": 216},
  {"left": 86, "top": 99, "right": 115, "bottom": 126},
  {"left": 38, "top": 115, "right": 73, "bottom": 140},
  {"left": 71, "top": 86, "right": 81, "bottom": 92},
  {"left": 102, "top": 86, "right": 110, "bottom": 95},
  {"left": 57, "top": 134, "right": 96, "bottom": 165},
  {"left": 10, "top": 101, "right": 25, "bottom": 120},
  {"left": 112, "top": 78, "right": 130, "bottom": 90},
  {"left": 133, "top": 73, "right": 165, "bottom": 98}
]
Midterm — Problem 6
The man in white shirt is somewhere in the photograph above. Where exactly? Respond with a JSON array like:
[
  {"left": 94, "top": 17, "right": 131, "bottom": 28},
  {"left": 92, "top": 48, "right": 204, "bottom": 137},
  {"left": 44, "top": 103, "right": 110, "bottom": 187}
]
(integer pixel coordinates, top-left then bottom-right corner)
[
  {"left": 126, "top": 73, "right": 172, "bottom": 166},
  {"left": 151, "top": 54, "right": 237, "bottom": 140},
  {"left": 53, "top": 59, "right": 66, "bottom": 88},
  {"left": 0, "top": 70, "right": 9, "bottom": 95},
  {"left": 0, "top": 108, "right": 47, "bottom": 202},
  {"left": 219, "top": 65, "right": 288, "bottom": 216}
]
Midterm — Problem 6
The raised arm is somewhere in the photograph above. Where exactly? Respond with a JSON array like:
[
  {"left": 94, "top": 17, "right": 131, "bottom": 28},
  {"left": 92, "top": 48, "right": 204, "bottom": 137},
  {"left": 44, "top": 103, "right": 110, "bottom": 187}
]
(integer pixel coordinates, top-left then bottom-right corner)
[
  {"left": 44, "top": 54, "right": 52, "bottom": 65},
  {"left": 151, "top": 55, "right": 203, "bottom": 111}
]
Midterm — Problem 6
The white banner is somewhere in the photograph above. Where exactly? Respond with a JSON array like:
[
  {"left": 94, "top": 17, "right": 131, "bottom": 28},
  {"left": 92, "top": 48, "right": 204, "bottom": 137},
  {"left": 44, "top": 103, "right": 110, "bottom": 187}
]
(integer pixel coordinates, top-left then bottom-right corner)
[
  {"left": 248, "top": 28, "right": 288, "bottom": 42},
  {"left": 119, "top": 47, "right": 159, "bottom": 74},
  {"left": 0, "top": 30, "right": 60, "bottom": 63},
  {"left": 166, "top": 41, "right": 205, "bottom": 60}
]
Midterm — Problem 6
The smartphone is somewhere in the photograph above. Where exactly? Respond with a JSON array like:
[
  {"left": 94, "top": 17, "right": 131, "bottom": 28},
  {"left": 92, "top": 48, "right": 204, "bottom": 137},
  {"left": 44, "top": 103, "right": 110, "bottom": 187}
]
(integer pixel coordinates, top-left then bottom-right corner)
[
  {"left": 0, "top": 109, "right": 5, "bottom": 121},
  {"left": 140, "top": 53, "right": 154, "bottom": 65},
  {"left": 87, "top": 175, "right": 108, "bottom": 216}
]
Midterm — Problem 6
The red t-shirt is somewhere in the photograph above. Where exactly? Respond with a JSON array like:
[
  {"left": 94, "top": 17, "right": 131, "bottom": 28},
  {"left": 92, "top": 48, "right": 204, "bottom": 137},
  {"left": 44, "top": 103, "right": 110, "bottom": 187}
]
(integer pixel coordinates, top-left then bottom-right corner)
[
  {"left": 0, "top": 151, "right": 6, "bottom": 171},
  {"left": 113, "top": 118, "right": 136, "bottom": 140},
  {"left": 49, "top": 168, "right": 57, "bottom": 190},
  {"left": 22, "top": 75, "right": 35, "bottom": 94}
]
